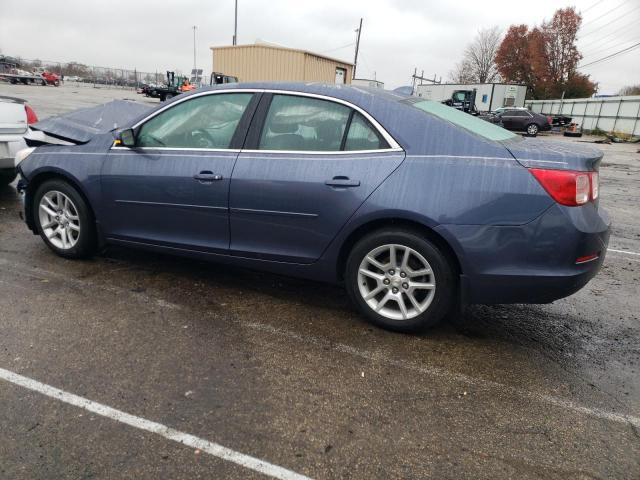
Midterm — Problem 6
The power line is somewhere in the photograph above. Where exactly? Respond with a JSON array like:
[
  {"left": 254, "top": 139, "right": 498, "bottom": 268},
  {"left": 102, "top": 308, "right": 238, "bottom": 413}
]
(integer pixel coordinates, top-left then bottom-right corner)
[
  {"left": 581, "top": 0, "right": 604, "bottom": 14},
  {"left": 581, "top": 24, "right": 640, "bottom": 55},
  {"left": 320, "top": 42, "right": 355, "bottom": 54},
  {"left": 579, "top": 4, "right": 640, "bottom": 39},
  {"left": 579, "top": 18, "right": 638, "bottom": 49},
  {"left": 581, "top": 0, "right": 631, "bottom": 28},
  {"left": 578, "top": 41, "right": 640, "bottom": 68},
  {"left": 581, "top": 35, "right": 640, "bottom": 60}
]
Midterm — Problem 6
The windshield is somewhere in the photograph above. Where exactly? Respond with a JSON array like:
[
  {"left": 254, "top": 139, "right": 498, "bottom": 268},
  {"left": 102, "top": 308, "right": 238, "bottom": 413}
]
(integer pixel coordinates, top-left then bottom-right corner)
[{"left": 404, "top": 98, "right": 518, "bottom": 142}]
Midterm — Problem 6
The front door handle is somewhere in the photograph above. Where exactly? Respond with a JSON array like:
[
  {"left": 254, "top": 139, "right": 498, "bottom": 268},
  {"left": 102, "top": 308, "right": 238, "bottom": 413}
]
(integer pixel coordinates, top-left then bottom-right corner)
[
  {"left": 194, "top": 171, "right": 223, "bottom": 182},
  {"left": 325, "top": 176, "right": 360, "bottom": 188}
]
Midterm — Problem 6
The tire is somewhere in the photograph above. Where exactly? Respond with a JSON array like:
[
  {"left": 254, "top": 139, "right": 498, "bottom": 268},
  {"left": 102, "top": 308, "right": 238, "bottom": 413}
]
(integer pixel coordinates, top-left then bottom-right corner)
[
  {"left": 33, "top": 179, "right": 97, "bottom": 259},
  {"left": 526, "top": 123, "right": 539, "bottom": 136},
  {"left": 0, "top": 170, "right": 17, "bottom": 186},
  {"left": 345, "top": 229, "right": 456, "bottom": 333},
  {"left": 41, "top": 79, "right": 47, "bottom": 86}
]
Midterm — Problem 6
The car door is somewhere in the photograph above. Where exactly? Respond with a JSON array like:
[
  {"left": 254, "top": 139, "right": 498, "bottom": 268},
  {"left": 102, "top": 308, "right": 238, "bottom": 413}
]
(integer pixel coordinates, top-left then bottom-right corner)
[
  {"left": 499, "top": 109, "right": 516, "bottom": 130},
  {"left": 229, "top": 92, "right": 405, "bottom": 263},
  {"left": 101, "top": 91, "right": 257, "bottom": 252},
  {"left": 507, "top": 110, "right": 532, "bottom": 131}
]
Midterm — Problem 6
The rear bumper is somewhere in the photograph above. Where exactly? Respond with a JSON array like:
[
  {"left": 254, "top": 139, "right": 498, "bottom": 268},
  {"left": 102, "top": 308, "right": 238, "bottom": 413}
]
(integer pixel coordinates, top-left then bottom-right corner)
[
  {"left": 459, "top": 252, "right": 606, "bottom": 304},
  {"left": 438, "top": 203, "right": 610, "bottom": 305},
  {"left": 0, "top": 136, "right": 28, "bottom": 170}
]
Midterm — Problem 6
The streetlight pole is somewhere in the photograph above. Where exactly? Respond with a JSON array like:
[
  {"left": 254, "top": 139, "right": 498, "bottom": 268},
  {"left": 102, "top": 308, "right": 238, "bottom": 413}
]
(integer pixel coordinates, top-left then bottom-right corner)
[
  {"left": 192, "top": 25, "right": 197, "bottom": 75},
  {"left": 233, "top": 0, "right": 238, "bottom": 45}
]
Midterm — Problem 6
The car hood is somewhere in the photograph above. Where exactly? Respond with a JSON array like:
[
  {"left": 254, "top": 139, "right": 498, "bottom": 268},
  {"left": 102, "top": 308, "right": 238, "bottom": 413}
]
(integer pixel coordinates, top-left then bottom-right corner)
[
  {"left": 503, "top": 137, "right": 603, "bottom": 171},
  {"left": 31, "top": 100, "right": 152, "bottom": 144}
]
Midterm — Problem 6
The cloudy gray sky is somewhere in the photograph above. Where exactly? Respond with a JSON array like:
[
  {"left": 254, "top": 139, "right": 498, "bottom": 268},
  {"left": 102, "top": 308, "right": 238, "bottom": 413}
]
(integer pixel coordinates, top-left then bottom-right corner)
[{"left": 1, "top": 0, "right": 638, "bottom": 94}]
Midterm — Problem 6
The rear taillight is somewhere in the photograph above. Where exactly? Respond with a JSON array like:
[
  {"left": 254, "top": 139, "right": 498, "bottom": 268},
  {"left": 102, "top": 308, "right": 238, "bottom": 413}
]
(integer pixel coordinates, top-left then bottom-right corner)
[
  {"left": 547, "top": 116, "right": 552, "bottom": 125},
  {"left": 529, "top": 168, "right": 599, "bottom": 206},
  {"left": 25, "top": 104, "right": 38, "bottom": 125}
]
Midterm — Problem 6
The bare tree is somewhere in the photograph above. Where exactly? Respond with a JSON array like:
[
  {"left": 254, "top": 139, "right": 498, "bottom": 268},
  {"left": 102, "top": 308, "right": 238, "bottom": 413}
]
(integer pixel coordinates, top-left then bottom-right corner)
[
  {"left": 618, "top": 84, "right": 640, "bottom": 96},
  {"left": 449, "top": 58, "right": 476, "bottom": 83},
  {"left": 450, "top": 27, "right": 502, "bottom": 83}
]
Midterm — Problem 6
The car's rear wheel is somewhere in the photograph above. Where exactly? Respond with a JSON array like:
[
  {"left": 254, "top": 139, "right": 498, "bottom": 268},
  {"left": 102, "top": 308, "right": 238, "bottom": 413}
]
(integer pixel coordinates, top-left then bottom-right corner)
[
  {"left": 345, "top": 229, "right": 455, "bottom": 332},
  {"left": 526, "top": 123, "right": 539, "bottom": 136},
  {"left": 34, "top": 179, "right": 97, "bottom": 259}
]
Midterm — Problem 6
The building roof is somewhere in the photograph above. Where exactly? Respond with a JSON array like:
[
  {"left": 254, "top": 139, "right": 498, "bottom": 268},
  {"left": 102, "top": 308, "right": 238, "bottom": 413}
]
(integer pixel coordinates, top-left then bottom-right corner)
[{"left": 210, "top": 43, "right": 354, "bottom": 67}]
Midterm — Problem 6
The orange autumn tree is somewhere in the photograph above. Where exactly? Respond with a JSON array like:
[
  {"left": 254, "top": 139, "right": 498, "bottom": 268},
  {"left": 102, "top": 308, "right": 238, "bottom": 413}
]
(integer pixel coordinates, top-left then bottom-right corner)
[{"left": 495, "top": 7, "right": 597, "bottom": 99}]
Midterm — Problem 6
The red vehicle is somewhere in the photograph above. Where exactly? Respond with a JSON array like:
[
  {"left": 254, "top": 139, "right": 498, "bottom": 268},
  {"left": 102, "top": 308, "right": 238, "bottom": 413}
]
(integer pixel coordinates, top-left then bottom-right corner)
[{"left": 40, "top": 71, "right": 60, "bottom": 86}]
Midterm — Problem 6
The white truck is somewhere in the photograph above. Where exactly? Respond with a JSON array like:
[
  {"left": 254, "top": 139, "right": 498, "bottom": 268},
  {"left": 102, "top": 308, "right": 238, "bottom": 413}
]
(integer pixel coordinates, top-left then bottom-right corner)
[
  {"left": 414, "top": 83, "right": 527, "bottom": 113},
  {"left": 0, "top": 96, "right": 38, "bottom": 185}
]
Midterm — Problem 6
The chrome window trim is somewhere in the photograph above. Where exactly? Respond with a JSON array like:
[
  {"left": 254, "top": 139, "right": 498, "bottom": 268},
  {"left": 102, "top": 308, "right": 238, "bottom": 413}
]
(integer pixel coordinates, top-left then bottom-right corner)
[
  {"left": 239, "top": 148, "right": 401, "bottom": 155},
  {"left": 110, "top": 146, "right": 241, "bottom": 153},
  {"left": 114, "top": 88, "right": 403, "bottom": 155}
]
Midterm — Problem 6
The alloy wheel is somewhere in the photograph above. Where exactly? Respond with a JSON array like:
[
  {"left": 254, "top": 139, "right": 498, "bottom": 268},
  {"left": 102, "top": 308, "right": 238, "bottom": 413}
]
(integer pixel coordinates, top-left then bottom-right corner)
[
  {"left": 357, "top": 244, "right": 436, "bottom": 321},
  {"left": 38, "top": 190, "right": 81, "bottom": 250}
]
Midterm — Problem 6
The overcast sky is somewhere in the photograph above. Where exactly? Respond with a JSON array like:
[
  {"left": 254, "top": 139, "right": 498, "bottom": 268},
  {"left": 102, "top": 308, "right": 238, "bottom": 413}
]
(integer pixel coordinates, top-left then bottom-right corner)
[{"left": 1, "top": 0, "right": 638, "bottom": 94}]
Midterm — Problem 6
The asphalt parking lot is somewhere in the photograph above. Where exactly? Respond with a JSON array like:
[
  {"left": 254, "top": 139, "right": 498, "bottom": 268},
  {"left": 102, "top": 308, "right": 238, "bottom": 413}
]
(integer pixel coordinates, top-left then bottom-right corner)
[{"left": 1, "top": 83, "right": 639, "bottom": 479}]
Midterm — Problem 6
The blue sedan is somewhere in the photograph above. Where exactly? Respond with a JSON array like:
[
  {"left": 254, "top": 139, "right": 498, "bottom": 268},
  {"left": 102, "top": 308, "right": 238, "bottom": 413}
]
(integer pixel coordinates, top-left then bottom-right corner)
[{"left": 16, "top": 83, "right": 610, "bottom": 332}]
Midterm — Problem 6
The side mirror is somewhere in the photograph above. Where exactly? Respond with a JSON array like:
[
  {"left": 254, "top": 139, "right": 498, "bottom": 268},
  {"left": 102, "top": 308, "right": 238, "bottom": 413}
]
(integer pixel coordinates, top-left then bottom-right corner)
[{"left": 118, "top": 128, "right": 136, "bottom": 147}]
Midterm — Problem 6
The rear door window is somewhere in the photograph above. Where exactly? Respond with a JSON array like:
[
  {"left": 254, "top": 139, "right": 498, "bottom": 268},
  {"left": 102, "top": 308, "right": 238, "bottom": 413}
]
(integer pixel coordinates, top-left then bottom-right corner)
[
  {"left": 507, "top": 110, "right": 529, "bottom": 117},
  {"left": 259, "top": 95, "right": 350, "bottom": 151}
]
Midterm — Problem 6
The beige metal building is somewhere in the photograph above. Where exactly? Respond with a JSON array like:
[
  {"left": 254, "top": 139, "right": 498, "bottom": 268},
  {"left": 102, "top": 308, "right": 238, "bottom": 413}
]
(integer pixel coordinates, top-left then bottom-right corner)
[{"left": 210, "top": 43, "right": 353, "bottom": 84}]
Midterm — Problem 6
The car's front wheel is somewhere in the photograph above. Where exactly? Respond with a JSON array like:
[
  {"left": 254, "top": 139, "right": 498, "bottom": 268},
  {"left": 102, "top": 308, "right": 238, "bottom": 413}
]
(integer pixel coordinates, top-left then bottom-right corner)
[
  {"left": 526, "top": 123, "right": 539, "bottom": 136},
  {"left": 345, "top": 229, "right": 455, "bottom": 332},
  {"left": 33, "top": 179, "right": 97, "bottom": 258}
]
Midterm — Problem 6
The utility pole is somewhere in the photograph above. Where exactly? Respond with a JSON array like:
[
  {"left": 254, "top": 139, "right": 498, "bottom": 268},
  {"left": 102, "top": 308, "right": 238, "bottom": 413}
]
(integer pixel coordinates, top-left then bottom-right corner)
[
  {"left": 192, "top": 26, "right": 197, "bottom": 74},
  {"left": 233, "top": 0, "right": 238, "bottom": 45},
  {"left": 353, "top": 18, "right": 362, "bottom": 79}
]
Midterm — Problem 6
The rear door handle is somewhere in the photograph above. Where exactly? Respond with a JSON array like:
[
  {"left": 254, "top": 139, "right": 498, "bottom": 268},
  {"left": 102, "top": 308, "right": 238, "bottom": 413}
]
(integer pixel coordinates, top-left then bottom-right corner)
[
  {"left": 194, "top": 171, "right": 223, "bottom": 182},
  {"left": 325, "top": 176, "right": 360, "bottom": 188}
]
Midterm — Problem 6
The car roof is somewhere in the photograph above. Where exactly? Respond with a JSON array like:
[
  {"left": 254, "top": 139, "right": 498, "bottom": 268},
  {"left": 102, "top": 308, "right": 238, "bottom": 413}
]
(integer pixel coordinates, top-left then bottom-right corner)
[{"left": 190, "top": 82, "right": 407, "bottom": 107}]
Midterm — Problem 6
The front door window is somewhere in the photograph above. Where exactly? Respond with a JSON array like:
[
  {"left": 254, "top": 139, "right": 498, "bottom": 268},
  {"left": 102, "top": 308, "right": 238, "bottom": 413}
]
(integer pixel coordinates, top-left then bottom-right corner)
[{"left": 137, "top": 93, "right": 253, "bottom": 149}]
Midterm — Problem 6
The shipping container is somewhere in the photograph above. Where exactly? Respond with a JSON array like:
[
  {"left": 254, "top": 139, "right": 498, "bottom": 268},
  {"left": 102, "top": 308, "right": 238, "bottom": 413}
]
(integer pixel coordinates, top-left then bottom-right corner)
[{"left": 414, "top": 83, "right": 527, "bottom": 112}]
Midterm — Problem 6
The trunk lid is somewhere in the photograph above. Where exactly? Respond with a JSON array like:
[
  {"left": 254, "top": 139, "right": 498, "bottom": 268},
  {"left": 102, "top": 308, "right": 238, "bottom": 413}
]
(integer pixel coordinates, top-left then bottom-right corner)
[
  {"left": 0, "top": 96, "right": 27, "bottom": 136},
  {"left": 503, "top": 137, "right": 603, "bottom": 171}
]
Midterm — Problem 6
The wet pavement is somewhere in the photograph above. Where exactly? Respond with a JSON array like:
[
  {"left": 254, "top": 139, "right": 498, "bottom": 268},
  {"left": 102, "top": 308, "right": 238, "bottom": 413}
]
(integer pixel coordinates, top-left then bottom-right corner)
[{"left": 0, "top": 84, "right": 639, "bottom": 479}]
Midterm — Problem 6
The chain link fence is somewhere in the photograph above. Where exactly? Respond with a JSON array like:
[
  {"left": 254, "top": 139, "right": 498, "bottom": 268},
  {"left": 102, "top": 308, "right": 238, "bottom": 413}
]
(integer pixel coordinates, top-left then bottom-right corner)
[{"left": 0, "top": 55, "right": 168, "bottom": 89}]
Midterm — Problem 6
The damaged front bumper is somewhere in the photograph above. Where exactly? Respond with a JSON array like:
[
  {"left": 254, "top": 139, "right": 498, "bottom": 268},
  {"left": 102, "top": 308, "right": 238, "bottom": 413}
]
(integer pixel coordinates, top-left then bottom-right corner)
[{"left": 15, "top": 169, "right": 35, "bottom": 232}]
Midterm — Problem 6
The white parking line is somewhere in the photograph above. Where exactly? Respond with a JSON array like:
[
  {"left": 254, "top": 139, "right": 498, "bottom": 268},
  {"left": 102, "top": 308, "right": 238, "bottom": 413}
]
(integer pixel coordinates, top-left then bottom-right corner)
[
  {"left": 0, "top": 367, "right": 311, "bottom": 480},
  {"left": 608, "top": 248, "right": 640, "bottom": 256}
]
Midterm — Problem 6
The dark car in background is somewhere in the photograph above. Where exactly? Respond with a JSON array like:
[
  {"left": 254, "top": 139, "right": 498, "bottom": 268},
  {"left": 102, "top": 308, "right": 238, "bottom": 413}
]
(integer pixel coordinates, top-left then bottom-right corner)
[
  {"left": 16, "top": 84, "right": 609, "bottom": 332},
  {"left": 490, "top": 108, "right": 552, "bottom": 136}
]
